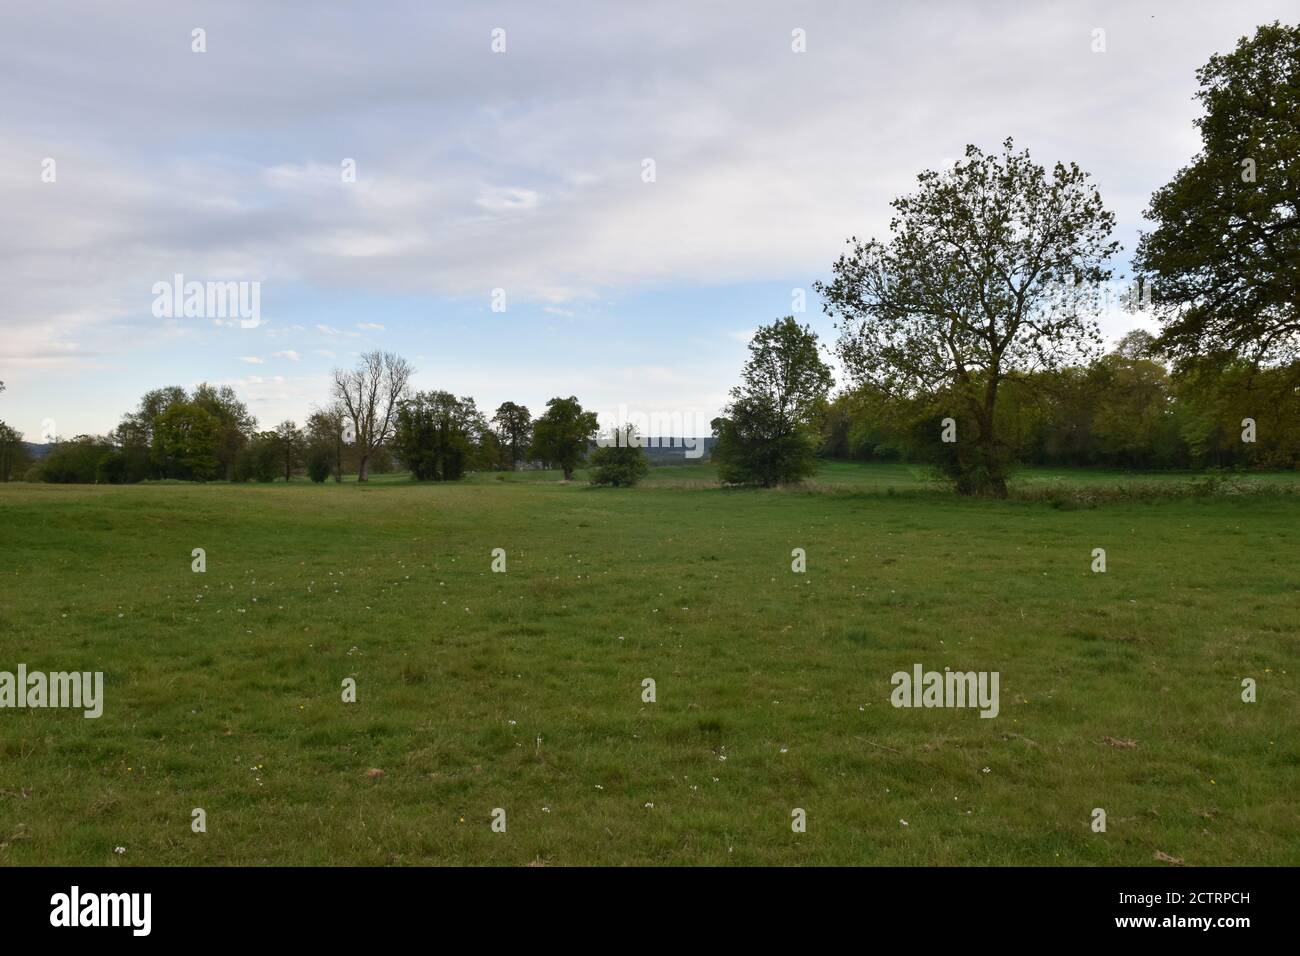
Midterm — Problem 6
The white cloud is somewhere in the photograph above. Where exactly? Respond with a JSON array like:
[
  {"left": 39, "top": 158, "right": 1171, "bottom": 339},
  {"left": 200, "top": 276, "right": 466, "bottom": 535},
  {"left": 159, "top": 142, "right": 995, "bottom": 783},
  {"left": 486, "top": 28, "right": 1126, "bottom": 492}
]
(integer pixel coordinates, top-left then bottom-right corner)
[
  {"left": 3, "top": 0, "right": 1295, "bottom": 434},
  {"left": 315, "top": 324, "right": 359, "bottom": 338},
  {"left": 240, "top": 356, "right": 265, "bottom": 365},
  {"left": 10, "top": 0, "right": 1282, "bottom": 320},
  {"left": 475, "top": 186, "right": 541, "bottom": 214}
]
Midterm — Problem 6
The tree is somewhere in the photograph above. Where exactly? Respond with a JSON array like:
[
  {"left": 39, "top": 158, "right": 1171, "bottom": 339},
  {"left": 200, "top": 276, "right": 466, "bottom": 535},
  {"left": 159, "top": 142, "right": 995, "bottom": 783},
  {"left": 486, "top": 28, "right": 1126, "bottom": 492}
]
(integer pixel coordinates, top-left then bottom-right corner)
[
  {"left": 152, "top": 403, "right": 221, "bottom": 480},
  {"left": 394, "top": 391, "right": 483, "bottom": 481},
  {"left": 234, "top": 432, "right": 281, "bottom": 482},
  {"left": 589, "top": 424, "right": 650, "bottom": 486},
  {"left": 531, "top": 396, "right": 598, "bottom": 480},
  {"left": 110, "top": 418, "right": 153, "bottom": 483},
  {"left": 1171, "top": 360, "right": 1300, "bottom": 470},
  {"left": 272, "top": 420, "right": 304, "bottom": 481},
  {"left": 710, "top": 316, "right": 833, "bottom": 487},
  {"left": 0, "top": 422, "right": 33, "bottom": 482},
  {"left": 492, "top": 402, "right": 533, "bottom": 468},
  {"left": 192, "top": 383, "right": 257, "bottom": 479},
  {"left": 117, "top": 386, "right": 188, "bottom": 479},
  {"left": 332, "top": 351, "right": 413, "bottom": 481},
  {"left": 817, "top": 139, "right": 1118, "bottom": 496},
  {"left": 306, "top": 405, "right": 350, "bottom": 482},
  {"left": 1135, "top": 22, "right": 1300, "bottom": 366},
  {"left": 477, "top": 428, "right": 510, "bottom": 471},
  {"left": 129, "top": 386, "right": 187, "bottom": 439},
  {"left": 1088, "top": 349, "right": 1179, "bottom": 469}
]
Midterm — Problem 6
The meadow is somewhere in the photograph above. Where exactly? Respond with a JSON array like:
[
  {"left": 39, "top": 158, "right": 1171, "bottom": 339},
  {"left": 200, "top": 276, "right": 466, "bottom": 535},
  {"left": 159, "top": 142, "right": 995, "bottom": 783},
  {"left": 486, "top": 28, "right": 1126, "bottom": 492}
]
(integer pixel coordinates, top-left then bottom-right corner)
[{"left": 0, "top": 461, "right": 1296, "bottom": 866}]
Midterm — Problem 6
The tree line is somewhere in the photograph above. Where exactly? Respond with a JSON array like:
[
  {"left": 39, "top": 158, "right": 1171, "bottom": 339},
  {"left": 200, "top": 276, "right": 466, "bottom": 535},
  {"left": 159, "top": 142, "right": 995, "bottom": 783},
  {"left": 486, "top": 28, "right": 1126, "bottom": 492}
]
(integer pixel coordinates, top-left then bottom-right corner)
[{"left": 5, "top": 351, "right": 645, "bottom": 486}]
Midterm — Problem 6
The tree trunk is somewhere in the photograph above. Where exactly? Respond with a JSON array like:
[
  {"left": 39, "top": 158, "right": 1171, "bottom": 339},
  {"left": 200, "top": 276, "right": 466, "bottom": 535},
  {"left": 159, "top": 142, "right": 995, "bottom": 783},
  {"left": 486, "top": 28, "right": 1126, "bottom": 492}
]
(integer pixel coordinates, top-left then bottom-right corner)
[
  {"left": 980, "top": 438, "right": 1008, "bottom": 498},
  {"left": 358, "top": 454, "right": 370, "bottom": 482},
  {"left": 976, "top": 391, "right": 1007, "bottom": 499}
]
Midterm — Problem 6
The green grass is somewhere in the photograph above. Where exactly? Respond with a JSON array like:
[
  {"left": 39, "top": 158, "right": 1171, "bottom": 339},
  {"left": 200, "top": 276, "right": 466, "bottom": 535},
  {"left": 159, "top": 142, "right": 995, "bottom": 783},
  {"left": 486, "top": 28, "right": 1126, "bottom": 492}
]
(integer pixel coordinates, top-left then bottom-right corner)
[{"left": 0, "top": 461, "right": 1296, "bottom": 866}]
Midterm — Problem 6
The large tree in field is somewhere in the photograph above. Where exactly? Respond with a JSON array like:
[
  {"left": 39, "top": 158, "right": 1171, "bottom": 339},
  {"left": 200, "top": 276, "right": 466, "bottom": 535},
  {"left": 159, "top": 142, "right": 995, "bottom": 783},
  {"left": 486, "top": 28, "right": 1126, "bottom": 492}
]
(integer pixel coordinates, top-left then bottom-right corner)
[
  {"left": 332, "top": 351, "right": 413, "bottom": 481},
  {"left": 1134, "top": 22, "right": 1300, "bottom": 366},
  {"left": 711, "top": 316, "right": 834, "bottom": 487},
  {"left": 817, "top": 138, "right": 1118, "bottom": 496},
  {"left": 492, "top": 401, "right": 533, "bottom": 468},
  {"left": 531, "top": 396, "right": 598, "bottom": 480}
]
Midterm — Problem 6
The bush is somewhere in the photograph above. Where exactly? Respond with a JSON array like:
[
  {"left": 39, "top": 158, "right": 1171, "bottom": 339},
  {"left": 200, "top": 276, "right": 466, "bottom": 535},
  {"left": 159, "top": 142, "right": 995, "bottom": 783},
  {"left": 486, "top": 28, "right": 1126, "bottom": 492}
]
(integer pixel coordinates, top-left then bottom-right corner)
[
  {"left": 34, "top": 436, "right": 116, "bottom": 483},
  {"left": 306, "top": 447, "right": 332, "bottom": 483},
  {"left": 95, "top": 451, "right": 130, "bottom": 484},
  {"left": 589, "top": 430, "right": 649, "bottom": 487},
  {"left": 233, "top": 435, "right": 280, "bottom": 482}
]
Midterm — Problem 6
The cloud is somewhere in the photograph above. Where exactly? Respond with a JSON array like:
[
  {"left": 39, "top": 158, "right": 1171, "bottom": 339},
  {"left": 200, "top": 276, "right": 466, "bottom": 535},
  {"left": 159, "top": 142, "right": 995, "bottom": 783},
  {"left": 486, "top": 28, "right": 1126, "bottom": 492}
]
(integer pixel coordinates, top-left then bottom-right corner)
[
  {"left": 316, "top": 324, "right": 359, "bottom": 338},
  {"left": 475, "top": 186, "right": 541, "bottom": 214},
  {"left": 356, "top": 323, "right": 385, "bottom": 331},
  {"left": 240, "top": 356, "right": 265, "bottom": 364},
  {"left": 3, "top": 0, "right": 1295, "bottom": 433},
  {"left": 272, "top": 350, "right": 301, "bottom": 361},
  {"left": 10, "top": 0, "right": 1281, "bottom": 326}
]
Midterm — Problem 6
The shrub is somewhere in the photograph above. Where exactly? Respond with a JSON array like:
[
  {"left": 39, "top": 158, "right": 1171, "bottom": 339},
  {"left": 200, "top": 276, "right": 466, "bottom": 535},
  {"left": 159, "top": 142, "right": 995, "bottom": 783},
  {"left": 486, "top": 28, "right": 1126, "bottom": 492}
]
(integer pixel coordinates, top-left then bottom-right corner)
[
  {"left": 589, "top": 427, "right": 649, "bottom": 487},
  {"left": 306, "top": 446, "right": 332, "bottom": 483}
]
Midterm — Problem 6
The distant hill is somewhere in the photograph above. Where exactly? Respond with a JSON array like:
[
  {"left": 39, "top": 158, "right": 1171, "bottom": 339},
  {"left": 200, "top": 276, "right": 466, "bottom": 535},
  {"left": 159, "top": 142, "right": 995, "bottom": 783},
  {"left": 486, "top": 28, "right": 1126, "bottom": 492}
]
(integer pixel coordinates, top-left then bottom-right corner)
[
  {"left": 604, "top": 437, "right": 714, "bottom": 464},
  {"left": 23, "top": 442, "right": 54, "bottom": 460}
]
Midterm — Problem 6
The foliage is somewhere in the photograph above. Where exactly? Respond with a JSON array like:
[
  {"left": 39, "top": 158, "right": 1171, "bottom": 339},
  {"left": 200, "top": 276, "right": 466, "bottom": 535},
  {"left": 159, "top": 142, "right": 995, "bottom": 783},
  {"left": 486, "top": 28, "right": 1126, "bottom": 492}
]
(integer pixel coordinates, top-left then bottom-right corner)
[
  {"left": 589, "top": 425, "right": 650, "bottom": 486},
  {"left": 306, "top": 445, "right": 332, "bottom": 483},
  {"left": 492, "top": 401, "right": 533, "bottom": 468},
  {"left": 0, "top": 422, "right": 32, "bottom": 482},
  {"left": 712, "top": 316, "right": 833, "bottom": 487},
  {"left": 530, "top": 396, "right": 598, "bottom": 480},
  {"left": 151, "top": 402, "right": 222, "bottom": 481},
  {"left": 234, "top": 433, "right": 282, "bottom": 482},
  {"left": 29, "top": 435, "right": 116, "bottom": 483},
  {"left": 1135, "top": 22, "right": 1300, "bottom": 366},
  {"left": 394, "top": 391, "right": 486, "bottom": 481}
]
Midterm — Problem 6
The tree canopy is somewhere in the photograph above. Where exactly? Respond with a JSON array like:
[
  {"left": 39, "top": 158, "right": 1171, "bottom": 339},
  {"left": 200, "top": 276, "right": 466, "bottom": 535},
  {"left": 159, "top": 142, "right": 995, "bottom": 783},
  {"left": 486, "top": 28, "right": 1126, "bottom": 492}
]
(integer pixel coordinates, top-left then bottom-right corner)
[
  {"left": 1135, "top": 22, "right": 1300, "bottom": 367},
  {"left": 817, "top": 138, "right": 1118, "bottom": 495}
]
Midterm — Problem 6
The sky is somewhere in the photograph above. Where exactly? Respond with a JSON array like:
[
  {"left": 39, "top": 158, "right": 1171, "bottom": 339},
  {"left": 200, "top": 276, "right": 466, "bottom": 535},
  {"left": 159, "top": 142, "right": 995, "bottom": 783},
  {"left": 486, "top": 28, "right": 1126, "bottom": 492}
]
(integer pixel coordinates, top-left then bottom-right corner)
[{"left": 1, "top": 0, "right": 1295, "bottom": 440}]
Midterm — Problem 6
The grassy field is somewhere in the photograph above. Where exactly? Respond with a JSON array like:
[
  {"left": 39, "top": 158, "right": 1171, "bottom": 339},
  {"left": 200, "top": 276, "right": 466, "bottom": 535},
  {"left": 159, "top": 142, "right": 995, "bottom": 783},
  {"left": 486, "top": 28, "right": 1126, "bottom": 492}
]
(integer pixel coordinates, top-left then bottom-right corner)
[{"left": 0, "top": 461, "right": 1297, "bottom": 866}]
